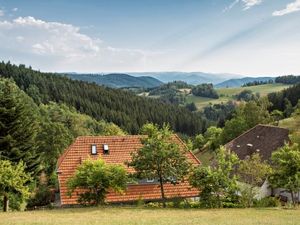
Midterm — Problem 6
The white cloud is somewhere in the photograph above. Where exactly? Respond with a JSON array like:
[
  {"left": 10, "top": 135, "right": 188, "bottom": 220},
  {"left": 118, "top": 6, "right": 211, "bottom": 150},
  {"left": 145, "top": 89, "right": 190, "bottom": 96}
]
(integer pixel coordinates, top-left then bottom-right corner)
[
  {"left": 0, "top": 16, "right": 159, "bottom": 72},
  {"left": 223, "top": 0, "right": 239, "bottom": 12},
  {"left": 0, "top": 9, "right": 4, "bottom": 16},
  {"left": 242, "top": 0, "right": 262, "bottom": 10},
  {"left": 273, "top": 0, "right": 300, "bottom": 16},
  {"left": 12, "top": 8, "right": 18, "bottom": 12},
  {"left": 224, "top": 0, "right": 262, "bottom": 12}
]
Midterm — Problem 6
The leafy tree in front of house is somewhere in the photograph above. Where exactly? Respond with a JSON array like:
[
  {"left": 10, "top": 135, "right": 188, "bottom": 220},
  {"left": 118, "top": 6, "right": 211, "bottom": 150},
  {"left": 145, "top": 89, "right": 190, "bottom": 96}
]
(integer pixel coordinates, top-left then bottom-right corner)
[
  {"left": 190, "top": 147, "right": 240, "bottom": 208},
  {"left": 237, "top": 153, "right": 271, "bottom": 207},
  {"left": 0, "top": 160, "right": 31, "bottom": 212},
  {"left": 128, "top": 123, "right": 192, "bottom": 207},
  {"left": 269, "top": 144, "right": 300, "bottom": 206},
  {"left": 67, "top": 159, "right": 128, "bottom": 206}
]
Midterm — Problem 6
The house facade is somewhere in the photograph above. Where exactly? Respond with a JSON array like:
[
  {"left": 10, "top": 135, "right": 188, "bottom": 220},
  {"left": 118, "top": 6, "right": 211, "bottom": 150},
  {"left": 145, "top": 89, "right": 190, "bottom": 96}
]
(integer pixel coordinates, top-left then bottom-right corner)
[
  {"left": 225, "top": 124, "right": 300, "bottom": 202},
  {"left": 57, "top": 135, "right": 200, "bottom": 206}
]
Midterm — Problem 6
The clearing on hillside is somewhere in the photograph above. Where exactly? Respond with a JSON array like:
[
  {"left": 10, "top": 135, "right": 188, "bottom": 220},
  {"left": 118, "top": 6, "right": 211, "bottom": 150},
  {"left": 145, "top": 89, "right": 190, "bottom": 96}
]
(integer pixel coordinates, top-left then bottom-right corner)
[{"left": 186, "top": 83, "right": 290, "bottom": 110}]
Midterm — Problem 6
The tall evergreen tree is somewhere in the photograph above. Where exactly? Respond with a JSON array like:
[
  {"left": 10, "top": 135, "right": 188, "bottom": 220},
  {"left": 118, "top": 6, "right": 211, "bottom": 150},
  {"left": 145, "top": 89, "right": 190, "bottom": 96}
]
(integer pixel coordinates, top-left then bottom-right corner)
[{"left": 0, "top": 78, "right": 41, "bottom": 176}]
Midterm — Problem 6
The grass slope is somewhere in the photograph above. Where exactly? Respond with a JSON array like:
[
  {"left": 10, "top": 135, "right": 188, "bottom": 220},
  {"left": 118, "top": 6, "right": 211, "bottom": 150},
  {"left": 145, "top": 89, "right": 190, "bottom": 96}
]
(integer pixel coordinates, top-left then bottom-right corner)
[
  {"left": 1, "top": 207, "right": 299, "bottom": 225},
  {"left": 187, "top": 83, "right": 290, "bottom": 110}
]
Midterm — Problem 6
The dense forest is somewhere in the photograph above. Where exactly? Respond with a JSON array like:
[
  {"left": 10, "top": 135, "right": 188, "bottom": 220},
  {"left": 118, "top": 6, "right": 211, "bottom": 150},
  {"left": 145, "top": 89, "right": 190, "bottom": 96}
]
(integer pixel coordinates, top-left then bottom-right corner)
[
  {"left": 64, "top": 73, "right": 162, "bottom": 88},
  {"left": 268, "top": 83, "right": 300, "bottom": 112},
  {"left": 275, "top": 75, "right": 300, "bottom": 84},
  {"left": 0, "top": 62, "right": 206, "bottom": 135}
]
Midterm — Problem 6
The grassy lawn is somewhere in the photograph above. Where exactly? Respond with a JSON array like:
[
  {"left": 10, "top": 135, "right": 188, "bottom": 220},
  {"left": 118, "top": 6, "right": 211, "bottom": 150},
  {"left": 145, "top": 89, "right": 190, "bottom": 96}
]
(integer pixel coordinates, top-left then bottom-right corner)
[{"left": 0, "top": 207, "right": 299, "bottom": 225}]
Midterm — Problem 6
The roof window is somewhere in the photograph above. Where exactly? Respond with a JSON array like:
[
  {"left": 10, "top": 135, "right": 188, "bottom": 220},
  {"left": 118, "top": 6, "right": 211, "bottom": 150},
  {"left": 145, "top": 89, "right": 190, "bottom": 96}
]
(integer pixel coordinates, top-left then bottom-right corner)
[
  {"left": 91, "top": 144, "right": 97, "bottom": 155},
  {"left": 103, "top": 144, "right": 109, "bottom": 154}
]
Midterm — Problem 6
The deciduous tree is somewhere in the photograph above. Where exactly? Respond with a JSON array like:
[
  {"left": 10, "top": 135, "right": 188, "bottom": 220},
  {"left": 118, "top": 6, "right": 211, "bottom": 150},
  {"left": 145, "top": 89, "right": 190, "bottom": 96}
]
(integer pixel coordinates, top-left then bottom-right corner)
[
  {"left": 128, "top": 123, "right": 192, "bottom": 207},
  {"left": 0, "top": 160, "right": 31, "bottom": 212},
  {"left": 67, "top": 159, "right": 128, "bottom": 205},
  {"left": 269, "top": 144, "right": 300, "bottom": 206}
]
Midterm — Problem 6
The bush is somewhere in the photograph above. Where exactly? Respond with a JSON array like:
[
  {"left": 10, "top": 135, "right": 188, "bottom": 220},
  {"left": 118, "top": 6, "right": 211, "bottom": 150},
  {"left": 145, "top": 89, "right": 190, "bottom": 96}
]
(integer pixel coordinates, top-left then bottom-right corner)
[
  {"left": 253, "top": 197, "right": 281, "bottom": 208},
  {"left": 27, "top": 185, "right": 52, "bottom": 208}
]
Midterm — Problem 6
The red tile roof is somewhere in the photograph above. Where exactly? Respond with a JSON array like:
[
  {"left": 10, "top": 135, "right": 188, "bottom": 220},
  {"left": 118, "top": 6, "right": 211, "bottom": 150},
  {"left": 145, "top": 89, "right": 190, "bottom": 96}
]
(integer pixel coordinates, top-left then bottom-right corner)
[{"left": 57, "top": 135, "right": 200, "bottom": 205}]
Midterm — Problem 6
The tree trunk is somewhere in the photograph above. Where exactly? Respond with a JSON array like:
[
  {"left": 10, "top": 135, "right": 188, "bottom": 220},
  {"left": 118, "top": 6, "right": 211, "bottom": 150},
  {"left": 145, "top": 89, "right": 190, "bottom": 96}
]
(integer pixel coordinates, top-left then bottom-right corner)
[
  {"left": 159, "top": 174, "right": 166, "bottom": 208},
  {"left": 3, "top": 194, "right": 9, "bottom": 212},
  {"left": 291, "top": 191, "right": 295, "bottom": 207}
]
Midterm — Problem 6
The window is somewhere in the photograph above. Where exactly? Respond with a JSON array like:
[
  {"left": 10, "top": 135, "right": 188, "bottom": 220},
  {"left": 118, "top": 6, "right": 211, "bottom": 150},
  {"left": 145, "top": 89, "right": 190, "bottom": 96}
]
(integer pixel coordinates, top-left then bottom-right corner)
[
  {"left": 146, "top": 178, "right": 155, "bottom": 183},
  {"left": 91, "top": 144, "right": 97, "bottom": 155},
  {"left": 103, "top": 144, "right": 109, "bottom": 154}
]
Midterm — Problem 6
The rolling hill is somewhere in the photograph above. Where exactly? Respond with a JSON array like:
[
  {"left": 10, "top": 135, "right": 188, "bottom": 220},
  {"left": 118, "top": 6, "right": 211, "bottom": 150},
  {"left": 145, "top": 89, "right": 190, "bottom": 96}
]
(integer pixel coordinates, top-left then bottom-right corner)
[
  {"left": 130, "top": 72, "right": 241, "bottom": 85},
  {"left": 0, "top": 62, "right": 205, "bottom": 135},
  {"left": 215, "top": 77, "right": 275, "bottom": 88},
  {"left": 64, "top": 73, "right": 163, "bottom": 88}
]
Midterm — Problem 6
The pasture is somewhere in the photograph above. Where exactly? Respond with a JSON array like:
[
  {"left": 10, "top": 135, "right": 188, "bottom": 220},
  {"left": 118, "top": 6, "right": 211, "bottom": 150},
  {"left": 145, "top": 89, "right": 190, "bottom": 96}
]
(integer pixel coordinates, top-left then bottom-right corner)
[{"left": 186, "top": 83, "right": 290, "bottom": 109}]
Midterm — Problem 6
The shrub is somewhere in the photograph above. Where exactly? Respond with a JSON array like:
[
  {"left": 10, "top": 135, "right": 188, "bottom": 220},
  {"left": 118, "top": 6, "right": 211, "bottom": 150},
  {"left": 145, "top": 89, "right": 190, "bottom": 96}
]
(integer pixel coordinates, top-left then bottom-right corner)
[
  {"left": 253, "top": 197, "right": 281, "bottom": 208},
  {"left": 27, "top": 185, "right": 52, "bottom": 208}
]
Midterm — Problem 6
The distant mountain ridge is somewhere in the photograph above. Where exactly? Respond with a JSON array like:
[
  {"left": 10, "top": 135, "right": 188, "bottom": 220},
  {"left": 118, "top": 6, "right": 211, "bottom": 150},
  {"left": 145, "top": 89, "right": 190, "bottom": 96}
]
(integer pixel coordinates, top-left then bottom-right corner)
[
  {"left": 63, "top": 73, "right": 163, "bottom": 88},
  {"left": 129, "top": 72, "right": 241, "bottom": 85},
  {"left": 215, "top": 77, "right": 275, "bottom": 88}
]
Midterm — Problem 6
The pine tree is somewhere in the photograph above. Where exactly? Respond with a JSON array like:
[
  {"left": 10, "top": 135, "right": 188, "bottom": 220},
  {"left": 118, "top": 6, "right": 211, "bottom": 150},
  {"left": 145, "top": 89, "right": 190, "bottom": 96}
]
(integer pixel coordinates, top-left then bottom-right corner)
[{"left": 0, "top": 78, "right": 41, "bottom": 176}]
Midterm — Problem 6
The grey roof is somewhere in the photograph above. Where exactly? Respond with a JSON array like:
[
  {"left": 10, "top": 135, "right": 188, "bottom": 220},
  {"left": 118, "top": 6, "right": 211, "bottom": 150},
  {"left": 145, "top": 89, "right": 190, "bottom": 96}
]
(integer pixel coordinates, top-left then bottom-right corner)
[{"left": 225, "top": 124, "right": 289, "bottom": 161}]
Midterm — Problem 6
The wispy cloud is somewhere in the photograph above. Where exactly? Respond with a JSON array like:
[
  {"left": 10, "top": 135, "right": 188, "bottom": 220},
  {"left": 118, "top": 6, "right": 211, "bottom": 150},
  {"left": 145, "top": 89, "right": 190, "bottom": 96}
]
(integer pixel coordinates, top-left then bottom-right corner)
[
  {"left": 12, "top": 8, "right": 18, "bottom": 12},
  {"left": 242, "top": 0, "right": 263, "bottom": 10},
  {"left": 0, "top": 9, "right": 4, "bottom": 16},
  {"left": 224, "top": 0, "right": 262, "bottom": 12},
  {"left": 273, "top": 0, "right": 300, "bottom": 16},
  {"left": 0, "top": 16, "right": 160, "bottom": 72}
]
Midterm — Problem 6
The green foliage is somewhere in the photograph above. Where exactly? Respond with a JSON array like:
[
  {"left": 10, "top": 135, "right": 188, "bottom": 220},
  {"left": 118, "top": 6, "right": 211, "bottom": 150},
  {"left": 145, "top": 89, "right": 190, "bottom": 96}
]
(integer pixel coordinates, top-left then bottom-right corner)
[
  {"left": 0, "top": 78, "right": 41, "bottom": 176},
  {"left": 67, "top": 159, "right": 128, "bottom": 205},
  {"left": 191, "top": 83, "right": 219, "bottom": 99},
  {"left": 253, "top": 197, "right": 281, "bottom": 208},
  {"left": 202, "top": 101, "right": 236, "bottom": 125},
  {"left": 0, "top": 160, "right": 31, "bottom": 212},
  {"left": 204, "top": 126, "right": 222, "bottom": 151},
  {"left": 193, "top": 134, "right": 205, "bottom": 150},
  {"left": 221, "top": 99, "right": 272, "bottom": 144},
  {"left": 0, "top": 61, "right": 206, "bottom": 135},
  {"left": 185, "top": 102, "right": 197, "bottom": 111},
  {"left": 129, "top": 123, "right": 192, "bottom": 207},
  {"left": 237, "top": 153, "right": 271, "bottom": 207},
  {"left": 190, "top": 147, "right": 240, "bottom": 208},
  {"left": 271, "top": 110, "right": 284, "bottom": 123},
  {"left": 275, "top": 75, "right": 300, "bottom": 84},
  {"left": 235, "top": 90, "right": 257, "bottom": 102},
  {"left": 268, "top": 83, "right": 300, "bottom": 113},
  {"left": 269, "top": 143, "right": 300, "bottom": 205},
  {"left": 27, "top": 185, "right": 52, "bottom": 208}
]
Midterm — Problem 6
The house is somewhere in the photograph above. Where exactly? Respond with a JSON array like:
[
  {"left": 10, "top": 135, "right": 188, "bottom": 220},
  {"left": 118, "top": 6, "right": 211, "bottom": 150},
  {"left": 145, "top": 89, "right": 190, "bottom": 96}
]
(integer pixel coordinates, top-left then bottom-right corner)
[
  {"left": 57, "top": 135, "right": 200, "bottom": 206},
  {"left": 224, "top": 124, "right": 299, "bottom": 202},
  {"left": 225, "top": 124, "right": 289, "bottom": 161}
]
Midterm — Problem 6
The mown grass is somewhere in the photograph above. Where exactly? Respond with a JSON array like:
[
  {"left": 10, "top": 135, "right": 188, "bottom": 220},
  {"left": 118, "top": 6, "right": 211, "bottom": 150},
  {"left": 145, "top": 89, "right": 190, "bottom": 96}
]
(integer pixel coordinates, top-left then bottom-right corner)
[{"left": 0, "top": 207, "right": 299, "bottom": 225}]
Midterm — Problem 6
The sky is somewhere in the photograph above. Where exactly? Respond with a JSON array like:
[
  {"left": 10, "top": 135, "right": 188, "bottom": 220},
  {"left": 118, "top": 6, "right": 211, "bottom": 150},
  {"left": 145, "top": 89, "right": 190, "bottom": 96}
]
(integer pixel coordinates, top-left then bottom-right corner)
[{"left": 0, "top": 0, "right": 299, "bottom": 76}]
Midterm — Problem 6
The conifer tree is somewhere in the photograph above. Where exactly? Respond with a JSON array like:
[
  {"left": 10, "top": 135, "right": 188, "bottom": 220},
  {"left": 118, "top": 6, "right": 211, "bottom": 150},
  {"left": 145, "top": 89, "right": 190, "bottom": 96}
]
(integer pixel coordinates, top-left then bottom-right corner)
[{"left": 0, "top": 78, "right": 41, "bottom": 176}]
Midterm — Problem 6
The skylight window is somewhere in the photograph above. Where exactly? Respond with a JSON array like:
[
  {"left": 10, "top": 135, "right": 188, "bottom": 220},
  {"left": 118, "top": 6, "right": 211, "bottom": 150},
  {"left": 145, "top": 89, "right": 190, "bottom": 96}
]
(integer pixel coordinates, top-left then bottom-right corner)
[
  {"left": 103, "top": 144, "right": 109, "bottom": 154},
  {"left": 91, "top": 144, "right": 97, "bottom": 155}
]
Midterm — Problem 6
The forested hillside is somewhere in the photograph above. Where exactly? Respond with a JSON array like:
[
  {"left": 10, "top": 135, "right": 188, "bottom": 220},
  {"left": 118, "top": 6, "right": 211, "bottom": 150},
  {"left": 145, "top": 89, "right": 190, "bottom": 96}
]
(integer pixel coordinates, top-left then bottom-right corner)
[
  {"left": 0, "top": 62, "right": 206, "bottom": 135},
  {"left": 64, "top": 73, "right": 163, "bottom": 88}
]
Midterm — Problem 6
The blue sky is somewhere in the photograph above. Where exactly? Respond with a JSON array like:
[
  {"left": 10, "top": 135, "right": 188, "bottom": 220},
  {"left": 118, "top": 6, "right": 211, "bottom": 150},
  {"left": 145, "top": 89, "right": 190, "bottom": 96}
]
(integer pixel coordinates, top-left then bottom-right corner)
[{"left": 0, "top": 0, "right": 299, "bottom": 75}]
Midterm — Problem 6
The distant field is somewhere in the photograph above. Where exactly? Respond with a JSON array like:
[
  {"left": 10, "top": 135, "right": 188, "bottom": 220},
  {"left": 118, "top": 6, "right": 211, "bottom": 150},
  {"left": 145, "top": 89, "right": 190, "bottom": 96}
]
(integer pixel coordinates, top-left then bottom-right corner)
[
  {"left": 0, "top": 207, "right": 299, "bottom": 225},
  {"left": 186, "top": 83, "right": 290, "bottom": 110}
]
